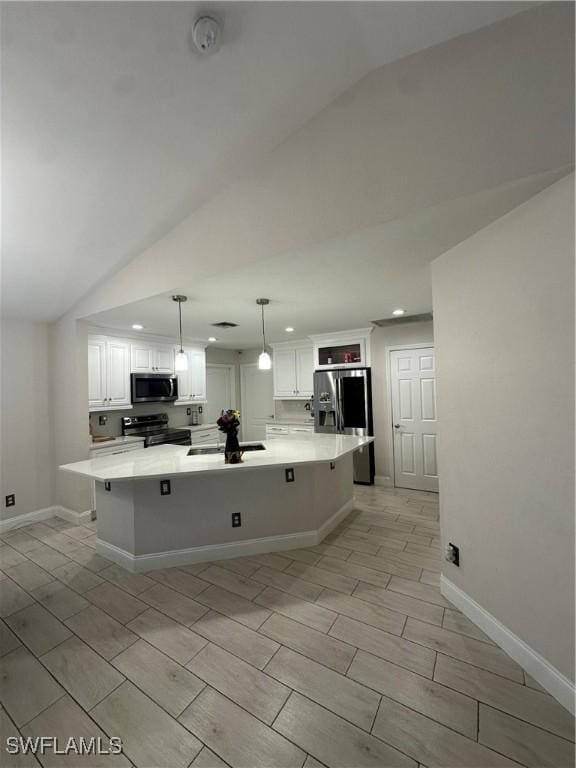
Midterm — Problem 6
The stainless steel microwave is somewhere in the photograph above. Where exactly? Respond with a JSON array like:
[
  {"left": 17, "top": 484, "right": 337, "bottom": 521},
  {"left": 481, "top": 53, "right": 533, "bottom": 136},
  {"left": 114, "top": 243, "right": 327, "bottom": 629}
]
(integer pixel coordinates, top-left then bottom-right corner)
[{"left": 130, "top": 373, "right": 178, "bottom": 403}]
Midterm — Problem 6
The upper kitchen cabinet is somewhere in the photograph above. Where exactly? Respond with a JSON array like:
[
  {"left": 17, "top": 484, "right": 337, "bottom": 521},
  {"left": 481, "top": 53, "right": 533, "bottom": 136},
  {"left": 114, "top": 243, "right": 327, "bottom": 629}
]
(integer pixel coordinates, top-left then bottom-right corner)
[
  {"left": 272, "top": 341, "right": 314, "bottom": 399},
  {"left": 88, "top": 335, "right": 131, "bottom": 412},
  {"left": 130, "top": 342, "right": 174, "bottom": 373},
  {"left": 174, "top": 345, "right": 207, "bottom": 404},
  {"left": 310, "top": 328, "right": 373, "bottom": 369}
]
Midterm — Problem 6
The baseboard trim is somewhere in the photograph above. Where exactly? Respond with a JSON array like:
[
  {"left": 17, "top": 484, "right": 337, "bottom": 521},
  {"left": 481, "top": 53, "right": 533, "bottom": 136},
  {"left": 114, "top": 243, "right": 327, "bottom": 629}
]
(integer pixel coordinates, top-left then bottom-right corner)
[
  {"left": 97, "top": 498, "right": 355, "bottom": 573},
  {"left": 0, "top": 506, "right": 58, "bottom": 532},
  {"left": 57, "top": 507, "right": 93, "bottom": 525},
  {"left": 0, "top": 505, "right": 92, "bottom": 533},
  {"left": 374, "top": 475, "right": 393, "bottom": 488},
  {"left": 441, "top": 575, "right": 575, "bottom": 714}
]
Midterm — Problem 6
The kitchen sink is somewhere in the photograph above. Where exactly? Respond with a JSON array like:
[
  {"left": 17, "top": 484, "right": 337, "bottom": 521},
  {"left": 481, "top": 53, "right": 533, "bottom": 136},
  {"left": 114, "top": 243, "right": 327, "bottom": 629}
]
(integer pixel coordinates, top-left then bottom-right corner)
[{"left": 187, "top": 443, "right": 266, "bottom": 456}]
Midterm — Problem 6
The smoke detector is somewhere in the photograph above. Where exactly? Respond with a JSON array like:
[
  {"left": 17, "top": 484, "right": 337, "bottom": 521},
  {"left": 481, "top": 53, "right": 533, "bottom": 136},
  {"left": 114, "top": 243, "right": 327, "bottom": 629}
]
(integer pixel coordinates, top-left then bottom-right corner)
[{"left": 192, "top": 16, "right": 222, "bottom": 54}]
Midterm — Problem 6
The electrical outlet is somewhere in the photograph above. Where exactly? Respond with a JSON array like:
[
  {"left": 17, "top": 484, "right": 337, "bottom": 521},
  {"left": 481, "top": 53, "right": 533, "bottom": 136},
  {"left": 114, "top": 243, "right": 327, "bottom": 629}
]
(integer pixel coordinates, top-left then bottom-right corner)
[
  {"left": 5, "top": 494, "right": 15, "bottom": 507},
  {"left": 445, "top": 542, "right": 460, "bottom": 567},
  {"left": 285, "top": 468, "right": 295, "bottom": 483},
  {"left": 160, "top": 479, "right": 171, "bottom": 496},
  {"left": 198, "top": 406, "right": 203, "bottom": 414},
  {"left": 186, "top": 408, "right": 191, "bottom": 416},
  {"left": 104, "top": 482, "right": 111, "bottom": 492},
  {"left": 330, "top": 461, "right": 336, "bottom": 470},
  {"left": 99, "top": 415, "right": 107, "bottom": 426},
  {"left": 231, "top": 512, "right": 241, "bottom": 528}
]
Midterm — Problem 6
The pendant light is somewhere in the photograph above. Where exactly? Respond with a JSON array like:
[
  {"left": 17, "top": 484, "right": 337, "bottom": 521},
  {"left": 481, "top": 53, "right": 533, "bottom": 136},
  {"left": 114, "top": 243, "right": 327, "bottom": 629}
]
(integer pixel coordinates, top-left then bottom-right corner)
[
  {"left": 172, "top": 295, "right": 188, "bottom": 371},
  {"left": 256, "top": 298, "right": 272, "bottom": 370}
]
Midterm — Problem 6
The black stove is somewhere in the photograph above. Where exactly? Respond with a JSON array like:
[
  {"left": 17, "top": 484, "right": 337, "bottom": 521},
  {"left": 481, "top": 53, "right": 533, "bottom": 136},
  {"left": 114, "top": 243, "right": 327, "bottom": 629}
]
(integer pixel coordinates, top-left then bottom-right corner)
[{"left": 121, "top": 413, "right": 191, "bottom": 448}]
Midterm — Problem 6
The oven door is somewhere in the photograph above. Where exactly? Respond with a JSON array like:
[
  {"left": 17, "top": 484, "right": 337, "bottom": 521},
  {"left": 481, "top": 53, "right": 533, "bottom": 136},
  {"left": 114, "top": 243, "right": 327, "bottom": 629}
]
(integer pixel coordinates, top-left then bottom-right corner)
[{"left": 131, "top": 374, "right": 178, "bottom": 403}]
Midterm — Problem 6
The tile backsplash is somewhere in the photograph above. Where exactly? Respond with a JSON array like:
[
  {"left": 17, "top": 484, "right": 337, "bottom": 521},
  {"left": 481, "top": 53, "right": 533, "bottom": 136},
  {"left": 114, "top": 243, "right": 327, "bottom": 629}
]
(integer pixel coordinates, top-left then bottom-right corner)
[
  {"left": 274, "top": 399, "right": 314, "bottom": 423},
  {"left": 89, "top": 402, "right": 203, "bottom": 437}
]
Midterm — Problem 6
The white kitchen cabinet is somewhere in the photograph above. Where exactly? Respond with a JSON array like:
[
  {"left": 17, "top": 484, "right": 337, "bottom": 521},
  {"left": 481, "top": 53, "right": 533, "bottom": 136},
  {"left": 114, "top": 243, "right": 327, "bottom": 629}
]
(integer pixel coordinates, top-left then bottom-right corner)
[
  {"left": 265, "top": 423, "right": 315, "bottom": 438},
  {"left": 88, "top": 338, "right": 107, "bottom": 410},
  {"left": 295, "top": 346, "right": 314, "bottom": 397},
  {"left": 175, "top": 346, "right": 207, "bottom": 404},
  {"left": 310, "top": 328, "right": 373, "bottom": 369},
  {"left": 271, "top": 342, "right": 314, "bottom": 399},
  {"left": 178, "top": 425, "right": 219, "bottom": 445},
  {"left": 130, "top": 342, "right": 175, "bottom": 373},
  {"left": 88, "top": 336, "right": 131, "bottom": 412},
  {"left": 289, "top": 424, "right": 314, "bottom": 435},
  {"left": 155, "top": 344, "right": 176, "bottom": 373},
  {"left": 273, "top": 348, "right": 298, "bottom": 397},
  {"left": 265, "top": 423, "right": 290, "bottom": 438}
]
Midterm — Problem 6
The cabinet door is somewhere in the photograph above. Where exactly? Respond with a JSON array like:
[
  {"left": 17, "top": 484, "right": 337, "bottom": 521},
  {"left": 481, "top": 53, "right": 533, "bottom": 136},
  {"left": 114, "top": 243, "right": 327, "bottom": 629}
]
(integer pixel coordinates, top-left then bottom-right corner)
[
  {"left": 107, "top": 339, "right": 131, "bottom": 408},
  {"left": 295, "top": 346, "right": 314, "bottom": 397},
  {"left": 131, "top": 343, "right": 154, "bottom": 372},
  {"left": 173, "top": 347, "right": 192, "bottom": 405},
  {"left": 189, "top": 348, "right": 206, "bottom": 401},
  {"left": 155, "top": 344, "right": 175, "bottom": 373},
  {"left": 273, "top": 349, "right": 298, "bottom": 397},
  {"left": 88, "top": 338, "right": 107, "bottom": 410}
]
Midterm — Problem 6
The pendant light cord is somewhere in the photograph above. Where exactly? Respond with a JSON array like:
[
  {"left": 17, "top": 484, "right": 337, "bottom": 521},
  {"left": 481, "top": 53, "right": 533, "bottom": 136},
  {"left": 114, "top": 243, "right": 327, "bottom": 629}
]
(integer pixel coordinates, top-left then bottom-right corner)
[
  {"left": 261, "top": 302, "right": 267, "bottom": 351},
  {"left": 178, "top": 300, "right": 184, "bottom": 353}
]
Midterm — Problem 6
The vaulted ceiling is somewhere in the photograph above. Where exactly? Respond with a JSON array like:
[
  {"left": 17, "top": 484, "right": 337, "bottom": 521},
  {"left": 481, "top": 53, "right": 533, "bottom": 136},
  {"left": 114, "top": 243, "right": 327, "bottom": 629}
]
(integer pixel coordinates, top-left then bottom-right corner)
[{"left": 1, "top": 1, "right": 535, "bottom": 320}]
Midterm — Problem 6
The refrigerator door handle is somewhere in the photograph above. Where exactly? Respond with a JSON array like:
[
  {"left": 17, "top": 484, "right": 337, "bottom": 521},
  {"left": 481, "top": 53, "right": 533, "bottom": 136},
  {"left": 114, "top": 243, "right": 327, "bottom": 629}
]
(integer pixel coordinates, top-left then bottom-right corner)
[{"left": 335, "top": 375, "right": 342, "bottom": 433}]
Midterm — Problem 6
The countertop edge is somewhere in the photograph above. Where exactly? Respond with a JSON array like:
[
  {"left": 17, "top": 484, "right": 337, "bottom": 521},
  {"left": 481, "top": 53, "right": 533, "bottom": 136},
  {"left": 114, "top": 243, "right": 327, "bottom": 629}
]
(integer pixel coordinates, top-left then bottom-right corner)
[{"left": 60, "top": 437, "right": 374, "bottom": 483}]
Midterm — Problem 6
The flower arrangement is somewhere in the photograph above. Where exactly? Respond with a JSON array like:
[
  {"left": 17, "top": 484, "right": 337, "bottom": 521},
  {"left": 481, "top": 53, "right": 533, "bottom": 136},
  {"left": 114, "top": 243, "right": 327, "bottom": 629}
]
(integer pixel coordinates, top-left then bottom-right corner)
[
  {"left": 217, "top": 409, "right": 242, "bottom": 463},
  {"left": 216, "top": 409, "right": 240, "bottom": 434}
]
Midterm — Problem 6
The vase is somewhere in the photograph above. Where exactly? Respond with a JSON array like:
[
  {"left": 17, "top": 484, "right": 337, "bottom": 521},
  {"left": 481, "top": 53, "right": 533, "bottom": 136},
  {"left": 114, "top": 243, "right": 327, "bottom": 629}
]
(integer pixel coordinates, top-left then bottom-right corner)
[{"left": 224, "top": 429, "right": 243, "bottom": 464}]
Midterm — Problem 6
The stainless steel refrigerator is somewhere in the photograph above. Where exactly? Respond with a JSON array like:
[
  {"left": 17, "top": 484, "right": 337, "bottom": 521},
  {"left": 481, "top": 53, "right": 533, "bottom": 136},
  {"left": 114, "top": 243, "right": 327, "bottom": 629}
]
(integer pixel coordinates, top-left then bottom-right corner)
[{"left": 313, "top": 367, "right": 375, "bottom": 484}]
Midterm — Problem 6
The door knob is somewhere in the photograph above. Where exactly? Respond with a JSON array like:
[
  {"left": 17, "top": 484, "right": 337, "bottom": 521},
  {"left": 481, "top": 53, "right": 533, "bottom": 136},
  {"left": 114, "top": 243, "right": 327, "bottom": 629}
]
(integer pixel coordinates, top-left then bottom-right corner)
[{"left": 394, "top": 424, "right": 401, "bottom": 429}]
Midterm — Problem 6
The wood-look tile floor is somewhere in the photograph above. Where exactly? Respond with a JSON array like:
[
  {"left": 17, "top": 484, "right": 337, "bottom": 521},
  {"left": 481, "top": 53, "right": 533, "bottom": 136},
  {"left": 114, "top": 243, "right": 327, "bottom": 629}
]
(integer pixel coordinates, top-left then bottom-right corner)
[{"left": 1, "top": 487, "right": 574, "bottom": 767}]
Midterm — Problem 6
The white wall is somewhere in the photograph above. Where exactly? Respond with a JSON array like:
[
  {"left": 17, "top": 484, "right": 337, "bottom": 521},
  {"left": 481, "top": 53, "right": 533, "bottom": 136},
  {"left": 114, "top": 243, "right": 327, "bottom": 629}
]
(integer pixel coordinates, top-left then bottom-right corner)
[
  {"left": 70, "top": 3, "right": 574, "bottom": 322},
  {"left": 47, "top": 4, "right": 574, "bottom": 513},
  {"left": 370, "top": 321, "right": 434, "bottom": 484},
  {"left": 0, "top": 321, "right": 53, "bottom": 519},
  {"left": 432, "top": 175, "right": 574, "bottom": 684}
]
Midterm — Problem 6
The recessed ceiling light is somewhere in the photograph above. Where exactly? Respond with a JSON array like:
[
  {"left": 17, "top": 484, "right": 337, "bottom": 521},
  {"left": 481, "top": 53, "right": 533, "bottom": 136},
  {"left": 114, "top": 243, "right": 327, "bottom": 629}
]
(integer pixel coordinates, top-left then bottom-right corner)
[
  {"left": 131, "top": 324, "right": 144, "bottom": 330},
  {"left": 392, "top": 309, "right": 406, "bottom": 316},
  {"left": 285, "top": 327, "right": 294, "bottom": 333},
  {"left": 208, "top": 336, "right": 217, "bottom": 342}
]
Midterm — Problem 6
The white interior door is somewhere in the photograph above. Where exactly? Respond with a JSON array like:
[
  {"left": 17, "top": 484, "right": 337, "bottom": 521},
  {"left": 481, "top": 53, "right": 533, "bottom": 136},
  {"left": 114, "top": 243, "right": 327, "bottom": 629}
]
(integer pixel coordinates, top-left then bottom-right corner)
[
  {"left": 205, "top": 365, "right": 235, "bottom": 425},
  {"left": 390, "top": 347, "right": 439, "bottom": 492},
  {"left": 241, "top": 364, "right": 274, "bottom": 442}
]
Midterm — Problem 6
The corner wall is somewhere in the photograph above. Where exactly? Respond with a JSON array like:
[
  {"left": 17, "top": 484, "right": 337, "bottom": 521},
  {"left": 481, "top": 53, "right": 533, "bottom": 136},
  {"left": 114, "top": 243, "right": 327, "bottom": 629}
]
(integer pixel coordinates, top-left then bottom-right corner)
[
  {"left": 432, "top": 176, "right": 575, "bottom": 693},
  {"left": 0, "top": 320, "right": 54, "bottom": 519}
]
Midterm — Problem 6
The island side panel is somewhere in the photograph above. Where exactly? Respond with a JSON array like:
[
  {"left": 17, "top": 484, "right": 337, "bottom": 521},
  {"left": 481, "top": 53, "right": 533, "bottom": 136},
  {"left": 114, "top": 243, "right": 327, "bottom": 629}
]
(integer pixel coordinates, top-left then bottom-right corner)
[
  {"left": 94, "top": 455, "right": 354, "bottom": 570},
  {"left": 95, "top": 480, "right": 137, "bottom": 554}
]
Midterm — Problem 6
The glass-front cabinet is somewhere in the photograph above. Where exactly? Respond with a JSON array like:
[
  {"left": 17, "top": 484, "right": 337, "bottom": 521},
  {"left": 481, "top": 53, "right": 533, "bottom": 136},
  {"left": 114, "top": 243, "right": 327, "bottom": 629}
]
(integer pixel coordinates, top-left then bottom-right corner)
[{"left": 310, "top": 328, "right": 373, "bottom": 370}]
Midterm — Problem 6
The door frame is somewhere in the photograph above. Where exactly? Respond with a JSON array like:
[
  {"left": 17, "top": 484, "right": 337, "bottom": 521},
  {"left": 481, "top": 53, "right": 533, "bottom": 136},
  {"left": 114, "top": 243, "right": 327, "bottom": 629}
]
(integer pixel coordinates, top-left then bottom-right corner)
[
  {"left": 240, "top": 362, "right": 275, "bottom": 442},
  {"left": 385, "top": 343, "right": 436, "bottom": 490},
  {"left": 205, "top": 363, "right": 237, "bottom": 412}
]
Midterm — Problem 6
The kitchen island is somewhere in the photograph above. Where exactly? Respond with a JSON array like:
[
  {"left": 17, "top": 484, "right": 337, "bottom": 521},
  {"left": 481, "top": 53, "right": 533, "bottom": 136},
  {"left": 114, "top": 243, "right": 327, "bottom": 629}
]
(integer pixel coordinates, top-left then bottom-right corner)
[{"left": 60, "top": 434, "right": 374, "bottom": 572}]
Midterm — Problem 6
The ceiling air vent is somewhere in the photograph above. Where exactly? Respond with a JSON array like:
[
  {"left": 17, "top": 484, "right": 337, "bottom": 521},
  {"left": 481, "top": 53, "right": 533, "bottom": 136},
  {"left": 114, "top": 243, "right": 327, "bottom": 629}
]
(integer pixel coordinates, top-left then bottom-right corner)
[
  {"left": 372, "top": 312, "right": 433, "bottom": 327},
  {"left": 211, "top": 321, "right": 238, "bottom": 329}
]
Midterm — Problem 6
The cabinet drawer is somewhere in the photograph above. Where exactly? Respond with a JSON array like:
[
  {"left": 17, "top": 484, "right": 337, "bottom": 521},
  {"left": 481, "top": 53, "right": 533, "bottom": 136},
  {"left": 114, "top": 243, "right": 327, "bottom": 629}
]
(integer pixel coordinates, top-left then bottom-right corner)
[
  {"left": 265, "top": 425, "right": 289, "bottom": 436},
  {"left": 289, "top": 425, "right": 314, "bottom": 434},
  {"left": 192, "top": 432, "right": 218, "bottom": 445},
  {"left": 89, "top": 443, "right": 143, "bottom": 458}
]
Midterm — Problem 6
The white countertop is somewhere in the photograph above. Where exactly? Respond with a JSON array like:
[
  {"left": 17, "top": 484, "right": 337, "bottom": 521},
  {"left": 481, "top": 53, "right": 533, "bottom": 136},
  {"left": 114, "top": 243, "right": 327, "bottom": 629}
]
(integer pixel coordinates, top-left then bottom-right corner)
[
  {"left": 89, "top": 436, "right": 145, "bottom": 451},
  {"left": 62, "top": 433, "right": 374, "bottom": 482}
]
